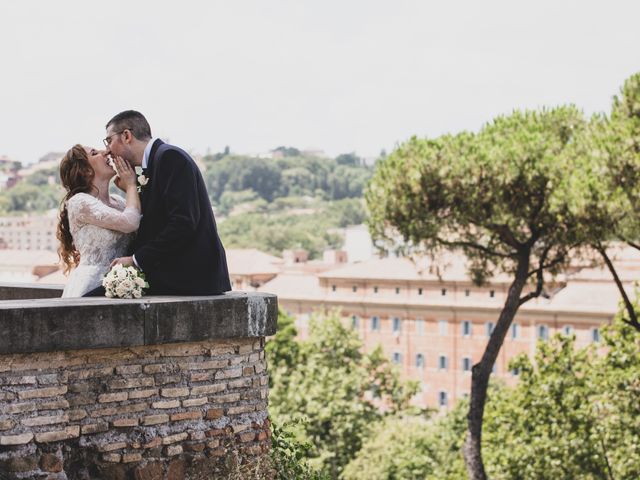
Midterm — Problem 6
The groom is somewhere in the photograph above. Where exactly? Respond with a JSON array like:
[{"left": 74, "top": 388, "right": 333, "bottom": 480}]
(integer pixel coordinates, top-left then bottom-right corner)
[{"left": 104, "top": 110, "right": 230, "bottom": 295}]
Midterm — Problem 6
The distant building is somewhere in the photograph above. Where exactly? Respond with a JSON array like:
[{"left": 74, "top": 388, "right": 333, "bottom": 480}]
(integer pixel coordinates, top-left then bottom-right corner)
[
  {"left": 259, "top": 246, "right": 636, "bottom": 409},
  {"left": 0, "top": 212, "right": 58, "bottom": 251}
]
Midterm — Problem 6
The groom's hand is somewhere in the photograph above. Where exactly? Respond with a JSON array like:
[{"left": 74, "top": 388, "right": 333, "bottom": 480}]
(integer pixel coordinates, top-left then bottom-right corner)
[{"left": 110, "top": 256, "right": 135, "bottom": 268}]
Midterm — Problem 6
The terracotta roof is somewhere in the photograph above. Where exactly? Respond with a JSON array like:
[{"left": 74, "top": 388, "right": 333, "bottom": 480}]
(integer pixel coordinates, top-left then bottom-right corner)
[
  {"left": 258, "top": 273, "right": 322, "bottom": 300},
  {"left": 533, "top": 280, "right": 628, "bottom": 314},
  {"left": 318, "top": 254, "right": 514, "bottom": 283},
  {"left": 226, "top": 249, "right": 283, "bottom": 276}
]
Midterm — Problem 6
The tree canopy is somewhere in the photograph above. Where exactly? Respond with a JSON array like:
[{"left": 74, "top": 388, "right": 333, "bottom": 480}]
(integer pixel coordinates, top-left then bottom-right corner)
[
  {"left": 365, "top": 103, "right": 632, "bottom": 479},
  {"left": 267, "top": 310, "right": 419, "bottom": 479}
]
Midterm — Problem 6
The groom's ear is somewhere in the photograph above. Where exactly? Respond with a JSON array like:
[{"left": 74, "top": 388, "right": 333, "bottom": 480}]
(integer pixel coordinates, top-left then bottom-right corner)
[{"left": 122, "top": 129, "right": 134, "bottom": 144}]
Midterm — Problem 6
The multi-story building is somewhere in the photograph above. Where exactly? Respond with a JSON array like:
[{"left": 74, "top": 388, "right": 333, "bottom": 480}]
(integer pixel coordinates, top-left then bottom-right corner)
[
  {"left": 0, "top": 213, "right": 59, "bottom": 251},
  {"left": 259, "top": 247, "right": 635, "bottom": 409}
]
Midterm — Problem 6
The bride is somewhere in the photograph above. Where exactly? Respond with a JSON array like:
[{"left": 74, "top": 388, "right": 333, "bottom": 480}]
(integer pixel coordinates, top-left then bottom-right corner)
[{"left": 56, "top": 144, "right": 141, "bottom": 297}]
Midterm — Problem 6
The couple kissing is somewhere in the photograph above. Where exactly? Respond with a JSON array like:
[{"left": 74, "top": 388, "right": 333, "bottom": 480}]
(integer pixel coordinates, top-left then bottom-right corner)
[{"left": 57, "top": 110, "right": 231, "bottom": 298}]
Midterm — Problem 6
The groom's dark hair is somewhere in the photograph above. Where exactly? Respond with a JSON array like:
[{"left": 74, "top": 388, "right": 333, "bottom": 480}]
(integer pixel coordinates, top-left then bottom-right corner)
[{"left": 106, "top": 110, "right": 152, "bottom": 141}]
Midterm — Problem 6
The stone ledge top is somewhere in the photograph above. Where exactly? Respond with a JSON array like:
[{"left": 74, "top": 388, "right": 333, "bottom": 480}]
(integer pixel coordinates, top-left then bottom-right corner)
[{"left": 0, "top": 290, "right": 278, "bottom": 354}]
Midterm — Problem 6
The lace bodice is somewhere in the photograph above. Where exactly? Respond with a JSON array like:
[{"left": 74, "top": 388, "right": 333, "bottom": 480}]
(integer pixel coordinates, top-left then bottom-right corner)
[{"left": 61, "top": 193, "right": 141, "bottom": 297}]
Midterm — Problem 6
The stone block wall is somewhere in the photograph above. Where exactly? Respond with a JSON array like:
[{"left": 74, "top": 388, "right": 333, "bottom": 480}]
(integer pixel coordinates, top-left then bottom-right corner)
[{"left": 0, "top": 338, "right": 271, "bottom": 479}]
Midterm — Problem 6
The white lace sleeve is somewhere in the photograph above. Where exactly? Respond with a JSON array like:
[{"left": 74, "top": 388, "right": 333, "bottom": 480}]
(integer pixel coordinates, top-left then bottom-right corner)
[{"left": 67, "top": 193, "right": 141, "bottom": 233}]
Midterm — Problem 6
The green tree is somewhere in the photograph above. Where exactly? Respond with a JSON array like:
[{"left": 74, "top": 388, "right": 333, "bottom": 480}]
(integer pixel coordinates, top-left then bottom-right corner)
[
  {"left": 23, "top": 167, "right": 59, "bottom": 186},
  {"left": 335, "top": 152, "right": 361, "bottom": 166},
  {"left": 217, "top": 189, "right": 259, "bottom": 216},
  {"left": 483, "top": 319, "right": 640, "bottom": 479},
  {"left": 0, "top": 182, "right": 62, "bottom": 213},
  {"left": 273, "top": 146, "right": 302, "bottom": 157},
  {"left": 343, "top": 407, "right": 467, "bottom": 480},
  {"left": 268, "top": 310, "right": 418, "bottom": 479},
  {"left": 218, "top": 200, "right": 356, "bottom": 259},
  {"left": 366, "top": 106, "right": 608, "bottom": 479},
  {"left": 570, "top": 73, "right": 640, "bottom": 332}
]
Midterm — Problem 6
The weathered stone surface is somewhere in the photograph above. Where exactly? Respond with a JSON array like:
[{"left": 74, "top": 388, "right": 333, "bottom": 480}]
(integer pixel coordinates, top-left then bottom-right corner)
[
  {"left": 0, "top": 283, "right": 63, "bottom": 300},
  {"left": 0, "top": 284, "right": 276, "bottom": 479},
  {"left": 40, "top": 453, "right": 63, "bottom": 473},
  {"left": 0, "top": 454, "right": 39, "bottom": 472},
  {"left": 134, "top": 461, "right": 164, "bottom": 480},
  {"left": 0, "top": 291, "right": 277, "bottom": 353},
  {"left": 0, "top": 432, "right": 34, "bottom": 445}
]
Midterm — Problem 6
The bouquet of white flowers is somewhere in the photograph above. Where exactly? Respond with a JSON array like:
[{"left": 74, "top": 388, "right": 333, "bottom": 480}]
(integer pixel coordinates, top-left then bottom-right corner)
[{"left": 102, "top": 264, "right": 149, "bottom": 299}]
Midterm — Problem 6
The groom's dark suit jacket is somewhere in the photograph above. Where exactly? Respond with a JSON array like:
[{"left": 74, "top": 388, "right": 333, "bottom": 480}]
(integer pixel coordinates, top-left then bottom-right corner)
[{"left": 132, "top": 139, "right": 231, "bottom": 295}]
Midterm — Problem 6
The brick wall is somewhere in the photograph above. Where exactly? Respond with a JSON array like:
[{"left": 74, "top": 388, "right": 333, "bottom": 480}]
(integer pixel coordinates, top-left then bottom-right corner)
[{"left": 0, "top": 338, "right": 271, "bottom": 479}]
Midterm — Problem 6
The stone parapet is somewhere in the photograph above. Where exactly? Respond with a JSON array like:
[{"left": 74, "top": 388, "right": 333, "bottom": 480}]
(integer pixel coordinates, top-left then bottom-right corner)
[
  {"left": 0, "top": 292, "right": 277, "bottom": 354},
  {"left": 0, "top": 287, "right": 277, "bottom": 479}
]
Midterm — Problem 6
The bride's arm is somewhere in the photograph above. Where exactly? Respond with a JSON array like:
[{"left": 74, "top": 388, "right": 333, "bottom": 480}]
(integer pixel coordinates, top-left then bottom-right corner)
[{"left": 68, "top": 194, "right": 140, "bottom": 234}]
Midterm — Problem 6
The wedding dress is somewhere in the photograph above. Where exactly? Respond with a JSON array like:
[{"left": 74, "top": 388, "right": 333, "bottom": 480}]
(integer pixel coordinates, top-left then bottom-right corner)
[{"left": 61, "top": 193, "right": 141, "bottom": 297}]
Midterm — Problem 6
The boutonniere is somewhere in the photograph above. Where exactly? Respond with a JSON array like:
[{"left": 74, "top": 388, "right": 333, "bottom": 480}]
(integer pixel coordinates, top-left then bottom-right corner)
[{"left": 137, "top": 174, "right": 149, "bottom": 193}]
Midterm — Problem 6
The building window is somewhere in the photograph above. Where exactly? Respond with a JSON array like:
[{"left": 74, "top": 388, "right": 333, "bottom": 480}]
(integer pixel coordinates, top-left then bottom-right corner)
[
  {"left": 395, "top": 287, "right": 400, "bottom": 294},
  {"left": 418, "top": 287, "right": 423, "bottom": 295},
  {"left": 371, "top": 316, "right": 380, "bottom": 331},
  {"left": 438, "top": 355, "right": 448, "bottom": 370},
  {"left": 392, "top": 317, "right": 402, "bottom": 334},
  {"left": 438, "top": 319, "right": 448, "bottom": 336},
  {"left": 416, "top": 353, "right": 425, "bottom": 368},
  {"left": 511, "top": 323, "right": 519, "bottom": 339},
  {"left": 486, "top": 322, "right": 495, "bottom": 337},
  {"left": 439, "top": 391, "right": 448, "bottom": 407},
  {"left": 511, "top": 367, "right": 520, "bottom": 376},
  {"left": 465, "top": 289, "right": 470, "bottom": 297},
  {"left": 462, "top": 320, "right": 472, "bottom": 337},
  {"left": 462, "top": 357, "right": 472, "bottom": 372},
  {"left": 441, "top": 288, "right": 447, "bottom": 296},
  {"left": 591, "top": 328, "right": 600, "bottom": 343},
  {"left": 331, "top": 285, "right": 336, "bottom": 292},
  {"left": 373, "top": 286, "right": 378, "bottom": 293},
  {"left": 416, "top": 319, "right": 425, "bottom": 336},
  {"left": 563, "top": 325, "right": 573, "bottom": 336},
  {"left": 490, "top": 290, "right": 495, "bottom": 298},
  {"left": 351, "top": 315, "right": 359, "bottom": 329},
  {"left": 392, "top": 352, "right": 402, "bottom": 364},
  {"left": 537, "top": 325, "right": 549, "bottom": 341},
  {"left": 352, "top": 286, "right": 357, "bottom": 293}
]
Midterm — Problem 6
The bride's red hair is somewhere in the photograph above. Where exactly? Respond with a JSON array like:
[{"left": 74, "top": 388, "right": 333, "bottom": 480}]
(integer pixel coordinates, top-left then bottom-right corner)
[{"left": 56, "top": 145, "right": 95, "bottom": 274}]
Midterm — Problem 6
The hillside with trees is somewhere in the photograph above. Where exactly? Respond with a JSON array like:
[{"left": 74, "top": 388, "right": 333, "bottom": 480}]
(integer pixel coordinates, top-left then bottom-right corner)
[{"left": 0, "top": 149, "right": 373, "bottom": 257}]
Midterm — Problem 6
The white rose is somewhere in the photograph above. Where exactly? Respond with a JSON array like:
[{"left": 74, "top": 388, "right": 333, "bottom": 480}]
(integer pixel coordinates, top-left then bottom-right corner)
[
  {"left": 133, "top": 289, "right": 142, "bottom": 299},
  {"left": 135, "top": 277, "right": 146, "bottom": 287}
]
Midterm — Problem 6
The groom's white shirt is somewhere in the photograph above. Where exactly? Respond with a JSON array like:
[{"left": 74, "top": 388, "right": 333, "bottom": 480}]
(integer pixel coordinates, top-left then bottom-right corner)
[
  {"left": 132, "top": 138, "right": 158, "bottom": 270},
  {"left": 142, "top": 137, "right": 158, "bottom": 170}
]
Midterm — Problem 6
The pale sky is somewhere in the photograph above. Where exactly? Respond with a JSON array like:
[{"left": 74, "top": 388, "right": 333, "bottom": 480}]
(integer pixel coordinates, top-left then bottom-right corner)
[{"left": 0, "top": 0, "right": 638, "bottom": 164}]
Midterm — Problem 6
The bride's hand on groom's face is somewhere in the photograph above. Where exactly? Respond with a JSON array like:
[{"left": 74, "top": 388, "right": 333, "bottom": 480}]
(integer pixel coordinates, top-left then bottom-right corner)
[{"left": 113, "top": 156, "right": 136, "bottom": 191}]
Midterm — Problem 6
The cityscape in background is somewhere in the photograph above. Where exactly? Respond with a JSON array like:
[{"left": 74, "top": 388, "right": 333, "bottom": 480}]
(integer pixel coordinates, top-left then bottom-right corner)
[{"left": 0, "top": 150, "right": 628, "bottom": 409}]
